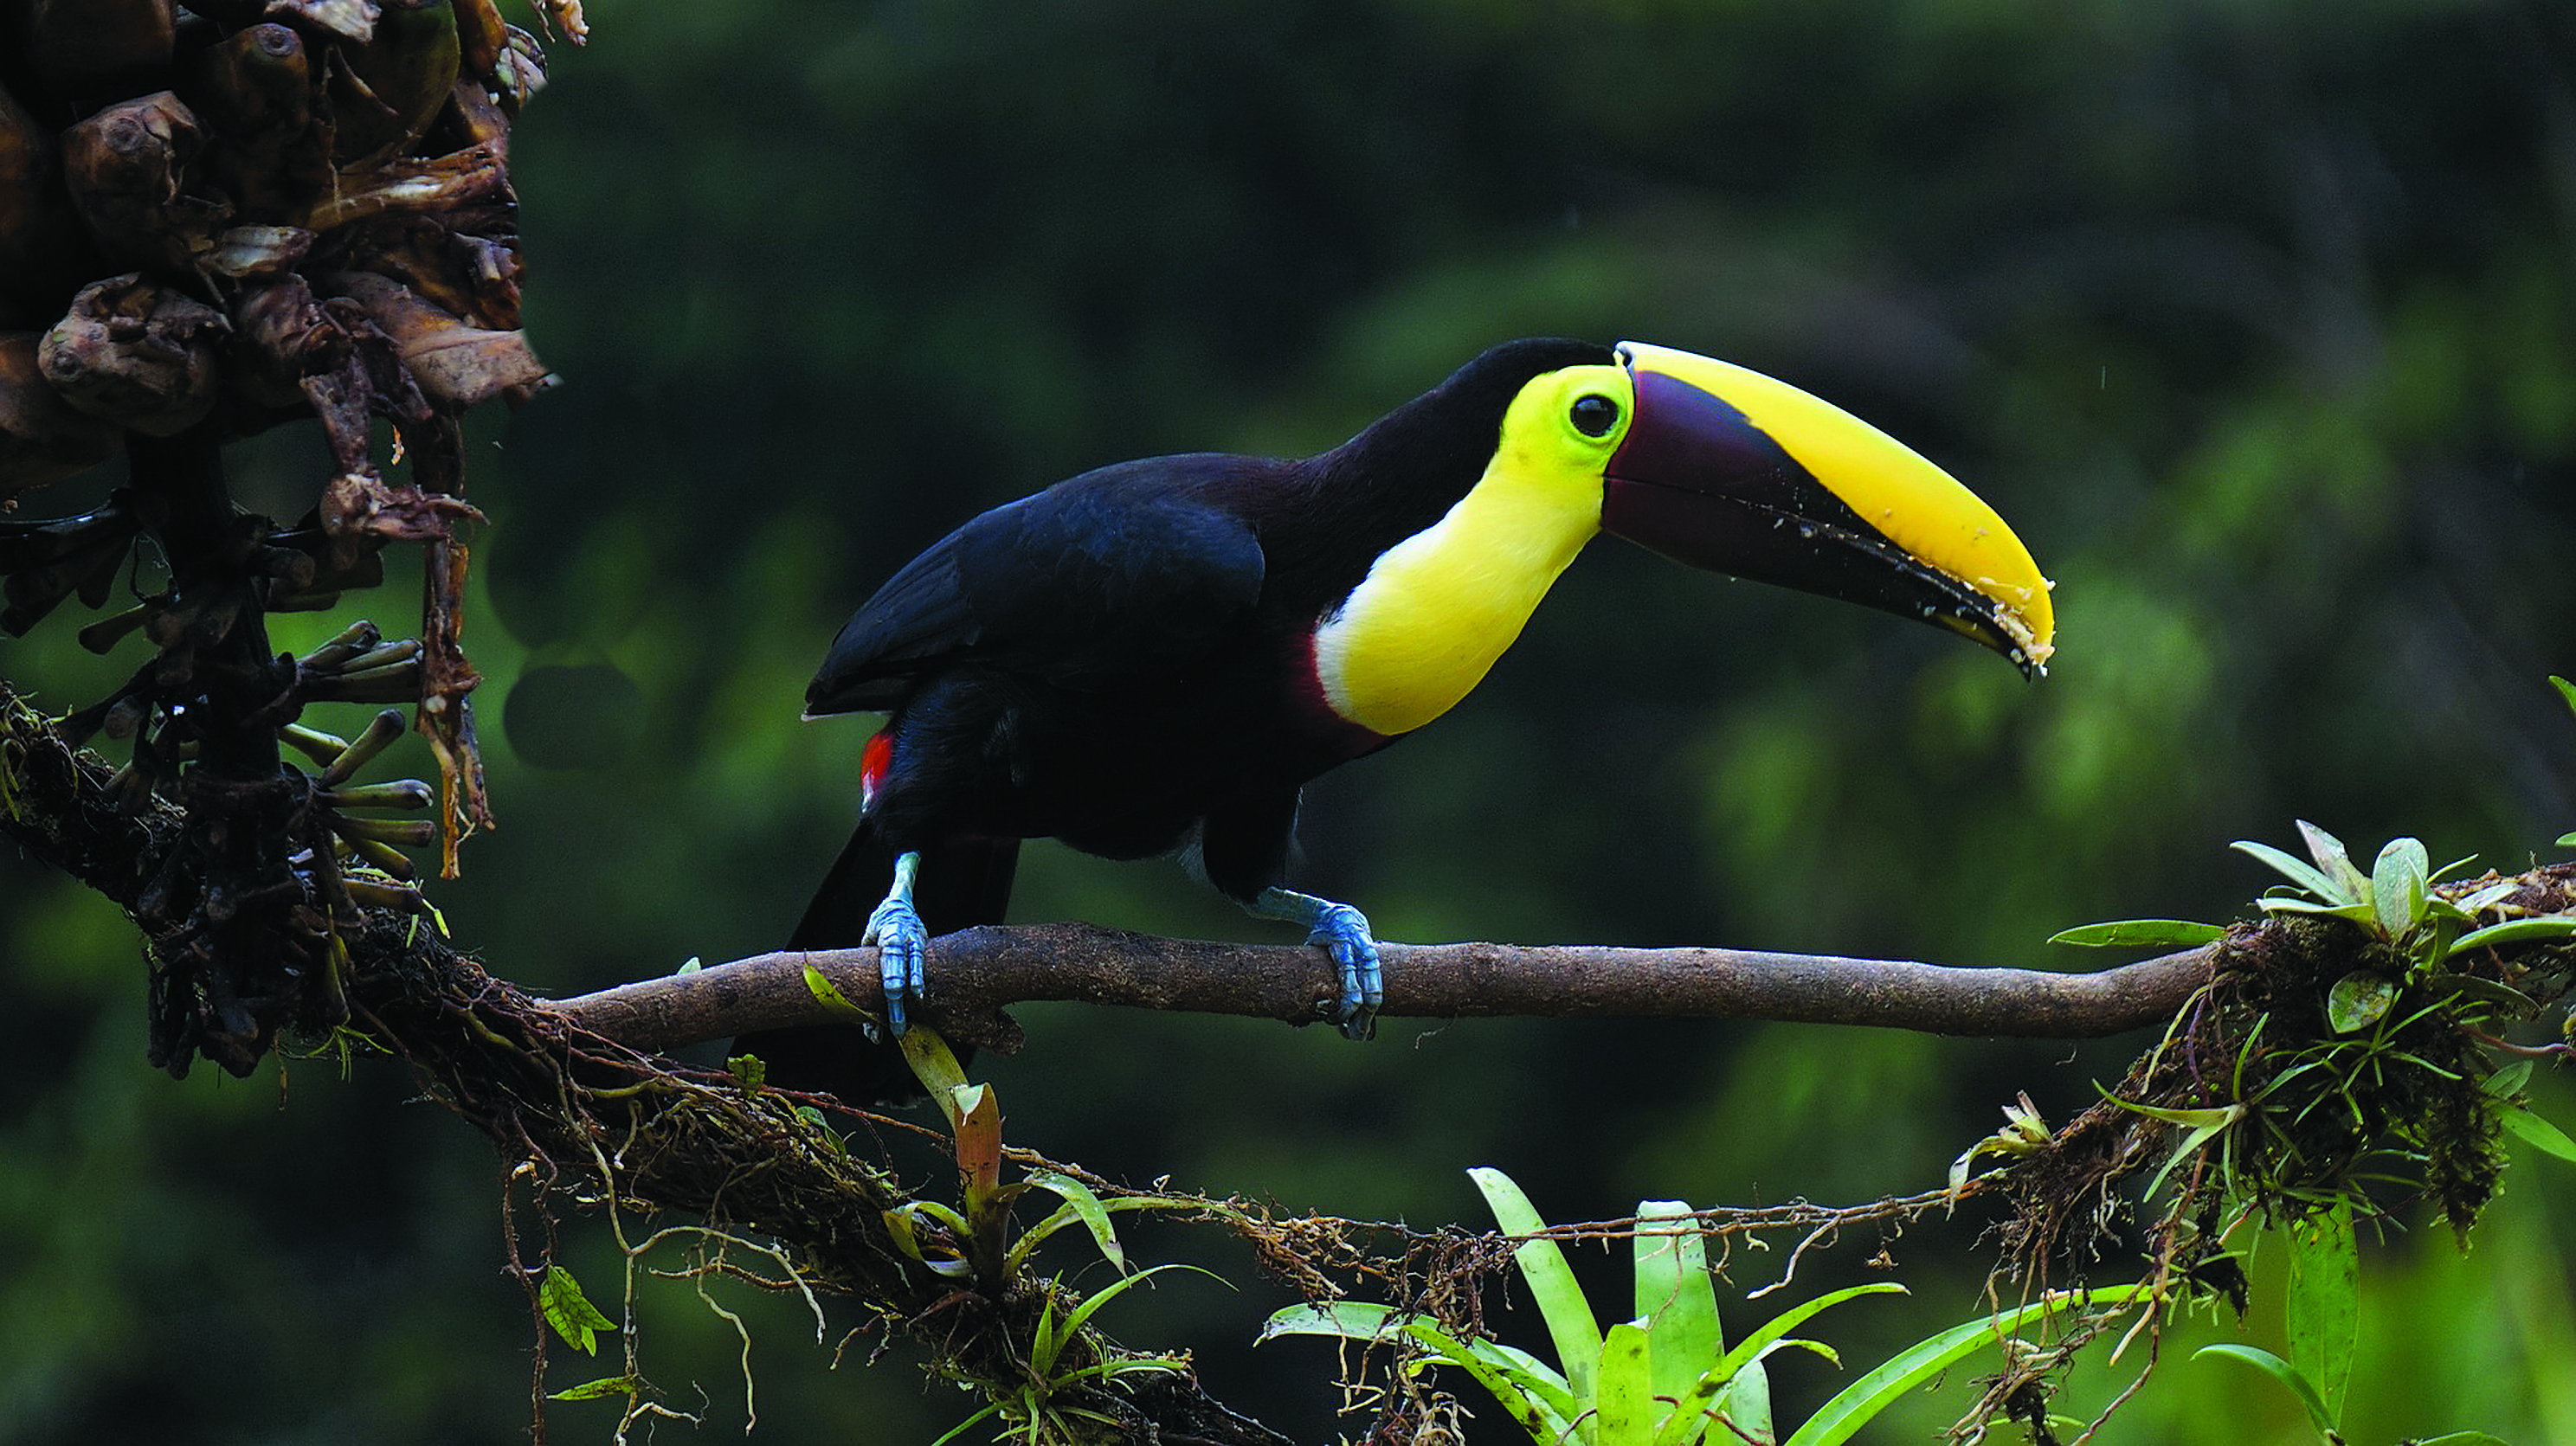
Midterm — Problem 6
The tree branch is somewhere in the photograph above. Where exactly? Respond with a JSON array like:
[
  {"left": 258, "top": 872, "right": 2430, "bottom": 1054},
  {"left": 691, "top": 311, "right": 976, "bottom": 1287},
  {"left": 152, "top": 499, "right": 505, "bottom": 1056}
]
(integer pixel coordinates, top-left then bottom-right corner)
[{"left": 549, "top": 924, "right": 2218, "bottom": 1053}]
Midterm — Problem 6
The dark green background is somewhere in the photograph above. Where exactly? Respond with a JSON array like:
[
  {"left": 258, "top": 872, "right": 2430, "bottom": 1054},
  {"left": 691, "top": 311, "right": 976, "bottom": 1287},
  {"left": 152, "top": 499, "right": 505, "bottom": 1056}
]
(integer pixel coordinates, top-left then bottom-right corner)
[{"left": 7, "top": 0, "right": 2576, "bottom": 1440}]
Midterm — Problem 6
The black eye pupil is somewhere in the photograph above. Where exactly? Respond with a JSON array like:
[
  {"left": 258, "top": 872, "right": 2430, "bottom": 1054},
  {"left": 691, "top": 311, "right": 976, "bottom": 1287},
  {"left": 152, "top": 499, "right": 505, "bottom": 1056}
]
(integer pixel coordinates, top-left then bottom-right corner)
[{"left": 1570, "top": 394, "right": 1619, "bottom": 437}]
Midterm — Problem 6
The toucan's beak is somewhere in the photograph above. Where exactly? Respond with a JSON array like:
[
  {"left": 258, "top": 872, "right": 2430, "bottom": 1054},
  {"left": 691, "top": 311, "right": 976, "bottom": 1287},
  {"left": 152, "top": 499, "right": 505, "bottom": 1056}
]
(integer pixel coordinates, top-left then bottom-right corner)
[{"left": 1601, "top": 341, "right": 2055, "bottom": 676}]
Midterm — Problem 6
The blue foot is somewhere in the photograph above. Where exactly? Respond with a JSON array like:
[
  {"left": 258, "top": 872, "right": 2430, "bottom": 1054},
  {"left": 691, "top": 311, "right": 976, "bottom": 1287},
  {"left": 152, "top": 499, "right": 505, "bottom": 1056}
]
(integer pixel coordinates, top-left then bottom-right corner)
[
  {"left": 865, "top": 852, "right": 928, "bottom": 1037},
  {"left": 1252, "top": 887, "right": 1384, "bottom": 1040}
]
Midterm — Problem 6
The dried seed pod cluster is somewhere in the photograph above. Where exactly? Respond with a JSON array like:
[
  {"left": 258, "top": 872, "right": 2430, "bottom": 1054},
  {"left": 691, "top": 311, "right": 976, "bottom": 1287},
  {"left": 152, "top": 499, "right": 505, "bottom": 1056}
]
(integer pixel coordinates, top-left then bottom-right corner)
[
  {"left": 0, "top": 0, "right": 586, "bottom": 1077},
  {"left": 0, "top": 0, "right": 564, "bottom": 498}
]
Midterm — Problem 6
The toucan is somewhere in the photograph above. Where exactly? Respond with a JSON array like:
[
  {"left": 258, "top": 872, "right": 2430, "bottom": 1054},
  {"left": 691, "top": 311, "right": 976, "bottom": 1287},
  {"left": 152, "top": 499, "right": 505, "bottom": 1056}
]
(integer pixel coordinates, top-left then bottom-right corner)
[{"left": 742, "top": 337, "right": 2054, "bottom": 1101}]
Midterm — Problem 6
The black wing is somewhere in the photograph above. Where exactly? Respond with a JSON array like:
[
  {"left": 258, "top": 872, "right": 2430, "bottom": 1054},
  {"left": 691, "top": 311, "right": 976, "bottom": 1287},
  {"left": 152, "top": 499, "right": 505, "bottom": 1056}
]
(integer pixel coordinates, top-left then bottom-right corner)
[{"left": 806, "top": 454, "right": 1273, "bottom": 714}]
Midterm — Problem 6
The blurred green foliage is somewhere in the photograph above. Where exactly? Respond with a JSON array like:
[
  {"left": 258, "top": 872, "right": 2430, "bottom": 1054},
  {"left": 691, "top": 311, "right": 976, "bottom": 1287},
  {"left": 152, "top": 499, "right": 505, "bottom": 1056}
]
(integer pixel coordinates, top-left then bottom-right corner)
[{"left": 6, "top": 0, "right": 2576, "bottom": 1440}]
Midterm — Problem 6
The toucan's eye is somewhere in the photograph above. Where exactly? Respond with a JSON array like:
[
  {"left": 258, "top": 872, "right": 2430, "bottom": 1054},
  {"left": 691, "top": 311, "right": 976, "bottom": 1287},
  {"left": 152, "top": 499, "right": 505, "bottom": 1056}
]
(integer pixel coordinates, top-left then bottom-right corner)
[{"left": 1568, "top": 394, "right": 1620, "bottom": 438}]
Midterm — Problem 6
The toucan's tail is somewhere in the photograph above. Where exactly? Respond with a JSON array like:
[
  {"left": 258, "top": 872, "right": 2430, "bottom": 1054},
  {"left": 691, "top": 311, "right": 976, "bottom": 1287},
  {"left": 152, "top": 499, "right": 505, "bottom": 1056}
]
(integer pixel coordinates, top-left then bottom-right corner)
[{"left": 734, "top": 823, "right": 1021, "bottom": 1103}]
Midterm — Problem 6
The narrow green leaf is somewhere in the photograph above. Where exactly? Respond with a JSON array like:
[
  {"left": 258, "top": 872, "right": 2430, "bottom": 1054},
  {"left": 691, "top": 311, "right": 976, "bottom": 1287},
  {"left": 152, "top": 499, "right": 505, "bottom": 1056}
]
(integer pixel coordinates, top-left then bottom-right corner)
[
  {"left": 2096, "top": 1090, "right": 2244, "bottom": 1132},
  {"left": 1634, "top": 1203, "right": 1723, "bottom": 1408},
  {"left": 2255, "top": 897, "right": 2380, "bottom": 927},
  {"left": 801, "top": 963, "right": 872, "bottom": 1022},
  {"left": 1010, "top": 1170, "right": 1127, "bottom": 1275},
  {"left": 2046, "top": 919, "right": 2227, "bottom": 949},
  {"left": 1460, "top": 1341, "right": 1584, "bottom": 1434},
  {"left": 2284, "top": 1204, "right": 2358, "bottom": 1427},
  {"left": 1470, "top": 1166, "right": 1604, "bottom": 1417},
  {"left": 549, "top": 1373, "right": 646, "bottom": 1402},
  {"left": 927, "top": 1400, "right": 1008, "bottom": 1446},
  {"left": 1710, "top": 1278, "right": 1916, "bottom": 1433},
  {"left": 2233, "top": 839, "right": 2348, "bottom": 904},
  {"left": 2429, "top": 977, "right": 2540, "bottom": 1021},
  {"left": 2450, "top": 916, "right": 2576, "bottom": 955},
  {"left": 2195, "top": 1343, "right": 2339, "bottom": 1439},
  {"left": 2558, "top": 831, "right": 2576, "bottom": 848},
  {"left": 2552, "top": 674, "right": 2576, "bottom": 719},
  {"left": 1259, "top": 1300, "right": 1401, "bottom": 1343},
  {"left": 882, "top": 1201, "right": 975, "bottom": 1276},
  {"left": 2498, "top": 1104, "right": 2576, "bottom": 1166},
  {"left": 2296, "top": 820, "right": 2370, "bottom": 901},
  {"left": 2324, "top": 973, "right": 2397, "bottom": 1034},
  {"left": 1596, "top": 1321, "right": 1656, "bottom": 1442},
  {"left": 2411, "top": 1432, "right": 2509, "bottom": 1446},
  {"left": 2484, "top": 1060, "right": 2535, "bottom": 1099},
  {"left": 1261, "top": 1301, "right": 1575, "bottom": 1440},
  {"left": 1053, "top": 1263, "right": 1226, "bottom": 1354},
  {"left": 2453, "top": 879, "right": 2524, "bottom": 915},
  {"left": 1712, "top": 1282, "right": 1907, "bottom": 1385},
  {"left": 1714, "top": 1355, "right": 1774, "bottom": 1446},
  {"left": 1785, "top": 1284, "right": 2150, "bottom": 1446},
  {"left": 2372, "top": 836, "right": 2431, "bottom": 939},
  {"left": 898, "top": 1025, "right": 970, "bottom": 1113},
  {"left": 538, "top": 1263, "right": 615, "bottom": 1356},
  {"left": 1648, "top": 1370, "right": 1735, "bottom": 1446}
]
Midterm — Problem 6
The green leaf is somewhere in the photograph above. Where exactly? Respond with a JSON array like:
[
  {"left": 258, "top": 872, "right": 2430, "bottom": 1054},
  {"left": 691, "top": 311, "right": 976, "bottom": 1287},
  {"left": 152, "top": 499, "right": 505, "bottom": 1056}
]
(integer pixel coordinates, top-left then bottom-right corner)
[
  {"left": 1259, "top": 1300, "right": 1396, "bottom": 1343},
  {"left": 1470, "top": 1166, "right": 1604, "bottom": 1417},
  {"left": 2485, "top": 1060, "right": 2536, "bottom": 1098},
  {"left": 2498, "top": 1103, "right": 2576, "bottom": 1166},
  {"left": 1012, "top": 1170, "right": 1128, "bottom": 1275},
  {"left": 2255, "top": 897, "right": 2380, "bottom": 928},
  {"left": 2046, "top": 919, "right": 2226, "bottom": 949},
  {"left": 1715, "top": 1364, "right": 1773, "bottom": 1446},
  {"left": 2233, "top": 839, "right": 2349, "bottom": 904},
  {"left": 2097, "top": 1091, "right": 2244, "bottom": 1202},
  {"left": 2553, "top": 674, "right": 2576, "bottom": 719},
  {"left": 548, "top": 1373, "right": 646, "bottom": 1402},
  {"left": 927, "top": 1399, "right": 1008, "bottom": 1446},
  {"left": 538, "top": 1263, "right": 615, "bottom": 1356},
  {"left": 1785, "top": 1284, "right": 2150, "bottom": 1446},
  {"left": 2450, "top": 915, "right": 2576, "bottom": 955},
  {"left": 1596, "top": 1321, "right": 1655, "bottom": 1442},
  {"left": 2324, "top": 973, "right": 2396, "bottom": 1034},
  {"left": 899, "top": 1025, "right": 971, "bottom": 1111},
  {"left": 2372, "top": 836, "right": 2431, "bottom": 938},
  {"left": 1713, "top": 1282, "right": 1906, "bottom": 1385},
  {"left": 882, "top": 1200, "right": 976, "bottom": 1276},
  {"left": 2285, "top": 1204, "right": 2357, "bottom": 1427},
  {"left": 1059, "top": 1261, "right": 1224, "bottom": 1339},
  {"left": 2296, "top": 820, "right": 2370, "bottom": 902},
  {"left": 1259, "top": 1302, "right": 1575, "bottom": 1441},
  {"left": 2098, "top": 1093, "right": 2244, "bottom": 1131},
  {"left": 2195, "top": 1343, "right": 2339, "bottom": 1440},
  {"left": 2431, "top": 852, "right": 2481, "bottom": 885},
  {"left": 1648, "top": 1370, "right": 1736, "bottom": 1446},
  {"left": 2558, "top": 831, "right": 2576, "bottom": 849},
  {"left": 800, "top": 963, "right": 872, "bottom": 1023},
  {"left": 1633, "top": 1202, "right": 1722, "bottom": 1407},
  {"left": 2411, "top": 1433, "right": 2509, "bottom": 1446}
]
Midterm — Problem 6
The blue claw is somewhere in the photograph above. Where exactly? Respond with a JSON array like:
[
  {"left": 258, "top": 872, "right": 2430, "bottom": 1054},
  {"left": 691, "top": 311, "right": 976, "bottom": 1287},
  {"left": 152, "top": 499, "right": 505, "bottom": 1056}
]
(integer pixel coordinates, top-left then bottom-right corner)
[
  {"left": 864, "top": 852, "right": 928, "bottom": 1037},
  {"left": 1252, "top": 888, "right": 1384, "bottom": 1040}
]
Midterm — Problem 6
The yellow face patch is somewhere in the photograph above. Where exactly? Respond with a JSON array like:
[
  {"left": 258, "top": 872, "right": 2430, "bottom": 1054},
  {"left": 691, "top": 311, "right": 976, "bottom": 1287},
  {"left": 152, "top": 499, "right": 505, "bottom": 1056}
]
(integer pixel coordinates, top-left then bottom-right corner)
[{"left": 1311, "top": 363, "right": 1633, "bottom": 736}]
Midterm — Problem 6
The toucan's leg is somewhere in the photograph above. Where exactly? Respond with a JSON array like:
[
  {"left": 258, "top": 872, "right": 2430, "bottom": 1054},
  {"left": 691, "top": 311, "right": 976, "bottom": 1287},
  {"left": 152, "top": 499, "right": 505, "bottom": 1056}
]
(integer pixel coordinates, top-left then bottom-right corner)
[
  {"left": 866, "top": 850, "right": 929, "bottom": 1036},
  {"left": 1250, "top": 886, "right": 1383, "bottom": 1040}
]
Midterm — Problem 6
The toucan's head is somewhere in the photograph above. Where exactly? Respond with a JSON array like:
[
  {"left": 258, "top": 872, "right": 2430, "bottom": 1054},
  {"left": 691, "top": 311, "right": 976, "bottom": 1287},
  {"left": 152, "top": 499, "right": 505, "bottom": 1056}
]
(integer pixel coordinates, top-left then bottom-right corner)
[{"left": 1472, "top": 339, "right": 2056, "bottom": 676}]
